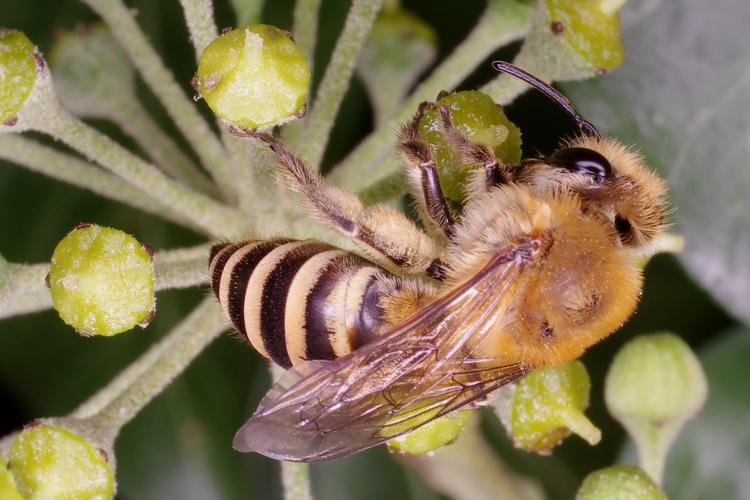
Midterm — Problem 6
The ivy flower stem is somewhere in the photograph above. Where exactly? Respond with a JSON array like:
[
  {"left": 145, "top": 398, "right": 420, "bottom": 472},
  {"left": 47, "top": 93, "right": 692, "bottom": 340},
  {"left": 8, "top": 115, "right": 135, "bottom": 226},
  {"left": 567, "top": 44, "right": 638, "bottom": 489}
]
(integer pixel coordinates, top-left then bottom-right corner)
[
  {"left": 282, "top": 461, "right": 314, "bottom": 500},
  {"left": 293, "top": 0, "right": 321, "bottom": 72},
  {"left": 176, "top": 0, "right": 263, "bottom": 206},
  {"left": 0, "top": 245, "right": 211, "bottom": 321},
  {"left": 74, "top": 299, "right": 226, "bottom": 438},
  {"left": 297, "top": 0, "right": 384, "bottom": 170},
  {"left": 230, "top": 0, "right": 265, "bottom": 25},
  {"left": 329, "top": 0, "right": 534, "bottom": 190},
  {"left": 81, "top": 0, "right": 238, "bottom": 201},
  {"left": 0, "top": 263, "right": 51, "bottom": 319},
  {"left": 110, "top": 97, "right": 218, "bottom": 197},
  {"left": 179, "top": 0, "right": 219, "bottom": 58},
  {"left": 153, "top": 243, "right": 210, "bottom": 290},
  {"left": 0, "top": 135, "right": 190, "bottom": 225},
  {"left": 622, "top": 418, "right": 679, "bottom": 486},
  {"left": 44, "top": 108, "right": 248, "bottom": 237},
  {"left": 270, "top": 364, "right": 314, "bottom": 500}
]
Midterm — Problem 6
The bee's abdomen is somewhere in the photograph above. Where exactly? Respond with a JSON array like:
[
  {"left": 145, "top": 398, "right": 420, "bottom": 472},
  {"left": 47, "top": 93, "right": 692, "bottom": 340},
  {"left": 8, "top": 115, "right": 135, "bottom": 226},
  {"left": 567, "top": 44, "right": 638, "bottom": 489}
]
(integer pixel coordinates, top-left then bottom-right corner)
[{"left": 209, "top": 240, "right": 391, "bottom": 368}]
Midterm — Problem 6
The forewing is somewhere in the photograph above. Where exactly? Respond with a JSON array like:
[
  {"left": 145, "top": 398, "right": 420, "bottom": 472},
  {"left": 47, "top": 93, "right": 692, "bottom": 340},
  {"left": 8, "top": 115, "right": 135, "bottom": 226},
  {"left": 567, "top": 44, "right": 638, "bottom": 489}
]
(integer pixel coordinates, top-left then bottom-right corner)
[{"left": 234, "top": 244, "right": 533, "bottom": 462}]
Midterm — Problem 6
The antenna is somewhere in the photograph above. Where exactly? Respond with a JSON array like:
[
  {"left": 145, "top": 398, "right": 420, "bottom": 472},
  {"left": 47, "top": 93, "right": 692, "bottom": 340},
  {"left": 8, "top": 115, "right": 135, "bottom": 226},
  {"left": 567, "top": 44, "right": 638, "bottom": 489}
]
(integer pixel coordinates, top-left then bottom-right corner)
[{"left": 492, "top": 61, "right": 601, "bottom": 139}]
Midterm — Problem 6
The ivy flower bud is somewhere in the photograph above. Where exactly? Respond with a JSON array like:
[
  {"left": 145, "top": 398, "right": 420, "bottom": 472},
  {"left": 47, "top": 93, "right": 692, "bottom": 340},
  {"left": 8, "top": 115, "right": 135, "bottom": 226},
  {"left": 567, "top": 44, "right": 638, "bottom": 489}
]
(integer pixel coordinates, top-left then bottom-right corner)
[
  {"left": 503, "top": 361, "right": 601, "bottom": 454},
  {"left": 605, "top": 333, "right": 707, "bottom": 484},
  {"left": 49, "top": 25, "right": 133, "bottom": 118},
  {"left": 576, "top": 465, "right": 667, "bottom": 500},
  {"left": 0, "top": 29, "right": 37, "bottom": 124},
  {"left": 9, "top": 424, "right": 114, "bottom": 499},
  {"left": 195, "top": 25, "right": 310, "bottom": 129},
  {"left": 387, "top": 410, "right": 472, "bottom": 456},
  {"left": 418, "top": 90, "right": 522, "bottom": 201},
  {"left": 0, "top": 461, "right": 23, "bottom": 500},
  {"left": 48, "top": 223, "right": 155, "bottom": 337},
  {"left": 545, "top": 0, "right": 625, "bottom": 71}
]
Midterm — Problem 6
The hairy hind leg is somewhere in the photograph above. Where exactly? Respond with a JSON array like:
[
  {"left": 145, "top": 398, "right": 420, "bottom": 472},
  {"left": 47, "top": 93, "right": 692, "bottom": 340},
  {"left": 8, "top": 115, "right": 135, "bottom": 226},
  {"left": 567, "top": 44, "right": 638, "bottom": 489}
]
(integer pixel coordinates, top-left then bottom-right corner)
[{"left": 237, "top": 129, "right": 440, "bottom": 275}]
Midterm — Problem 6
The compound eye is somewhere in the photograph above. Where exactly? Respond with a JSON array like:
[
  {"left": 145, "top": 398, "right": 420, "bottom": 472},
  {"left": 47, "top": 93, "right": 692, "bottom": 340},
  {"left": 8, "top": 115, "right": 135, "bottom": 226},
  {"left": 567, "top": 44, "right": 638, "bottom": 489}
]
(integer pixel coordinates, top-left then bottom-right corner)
[{"left": 551, "top": 147, "right": 613, "bottom": 181}]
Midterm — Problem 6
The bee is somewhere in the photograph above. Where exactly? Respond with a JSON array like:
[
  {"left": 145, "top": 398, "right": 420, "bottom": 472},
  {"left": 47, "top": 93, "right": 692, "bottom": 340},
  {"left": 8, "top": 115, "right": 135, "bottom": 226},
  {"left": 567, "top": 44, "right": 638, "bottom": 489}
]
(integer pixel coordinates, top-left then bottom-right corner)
[{"left": 210, "top": 61, "right": 669, "bottom": 462}]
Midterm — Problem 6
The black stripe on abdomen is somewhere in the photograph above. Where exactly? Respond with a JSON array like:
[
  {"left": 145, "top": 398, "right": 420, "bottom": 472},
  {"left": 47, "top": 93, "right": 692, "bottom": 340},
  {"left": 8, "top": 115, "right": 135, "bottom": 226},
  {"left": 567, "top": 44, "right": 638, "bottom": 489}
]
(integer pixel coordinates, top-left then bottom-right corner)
[
  {"left": 260, "top": 242, "right": 331, "bottom": 368},
  {"left": 209, "top": 242, "right": 241, "bottom": 297},
  {"left": 303, "top": 255, "right": 350, "bottom": 361},
  {"left": 225, "top": 241, "right": 286, "bottom": 338}
]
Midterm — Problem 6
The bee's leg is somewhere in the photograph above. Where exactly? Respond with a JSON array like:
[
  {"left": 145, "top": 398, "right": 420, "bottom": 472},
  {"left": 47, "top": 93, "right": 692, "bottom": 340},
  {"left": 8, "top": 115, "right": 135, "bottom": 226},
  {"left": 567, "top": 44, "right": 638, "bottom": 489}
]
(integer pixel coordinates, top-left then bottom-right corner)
[
  {"left": 247, "top": 131, "right": 441, "bottom": 276},
  {"left": 437, "top": 104, "right": 514, "bottom": 198},
  {"left": 399, "top": 106, "right": 457, "bottom": 242}
]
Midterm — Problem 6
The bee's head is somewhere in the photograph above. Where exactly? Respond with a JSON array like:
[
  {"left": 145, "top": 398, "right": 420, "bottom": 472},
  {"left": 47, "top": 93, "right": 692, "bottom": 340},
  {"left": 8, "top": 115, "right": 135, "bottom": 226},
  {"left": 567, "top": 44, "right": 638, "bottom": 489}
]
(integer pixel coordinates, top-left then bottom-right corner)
[
  {"left": 490, "top": 61, "right": 670, "bottom": 251},
  {"left": 540, "top": 136, "right": 670, "bottom": 250}
]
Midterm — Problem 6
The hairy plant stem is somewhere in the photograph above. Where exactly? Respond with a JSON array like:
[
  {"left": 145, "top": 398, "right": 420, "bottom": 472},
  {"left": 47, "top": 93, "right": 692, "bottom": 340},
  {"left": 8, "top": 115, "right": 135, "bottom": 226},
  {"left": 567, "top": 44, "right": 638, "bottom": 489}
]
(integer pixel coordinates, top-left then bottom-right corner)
[
  {"left": 270, "top": 364, "right": 314, "bottom": 500},
  {"left": 230, "top": 0, "right": 265, "bottom": 25},
  {"left": 622, "top": 417, "right": 681, "bottom": 487},
  {"left": 236, "top": 137, "right": 291, "bottom": 217},
  {"left": 8, "top": 68, "right": 250, "bottom": 237},
  {"left": 0, "top": 135, "right": 190, "bottom": 225},
  {"left": 0, "top": 245, "right": 211, "bottom": 321},
  {"left": 153, "top": 243, "right": 211, "bottom": 289},
  {"left": 81, "top": 0, "right": 238, "bottom": 201},
  {"left": 109, "top": 94, "right": 218, "bottom": 197},
  {"left": 293, "top": 0, "right": 321, "bottom": 72},
  {"left": 296, "top": 0, "right": 384, "bottom": 170},
  {"left": 44, "top": 109, "right": 247, "bottom": 237},
  {"left": 176, "top": 0, "right": 259, "bottom": 205},
  {"left": 179, "top": 0, "right": 219, "bottom": 58},
  {"left": 0, "top": 263, "right": 51, "bottom": 319},
  {"left": 282, "top": 460, "right": 314, "bottom": 500},
  {"left": 177, "top": 0, "right": 264, "bottom": 208},
  {"left": 329, "top": 0, "right": 534, "bottom": 191},
  {"left": 73, "top": 299, "right": 226, "bottom": 437},
  {"left": 356, "top": 162, "right": 403, "bottom": 205}
]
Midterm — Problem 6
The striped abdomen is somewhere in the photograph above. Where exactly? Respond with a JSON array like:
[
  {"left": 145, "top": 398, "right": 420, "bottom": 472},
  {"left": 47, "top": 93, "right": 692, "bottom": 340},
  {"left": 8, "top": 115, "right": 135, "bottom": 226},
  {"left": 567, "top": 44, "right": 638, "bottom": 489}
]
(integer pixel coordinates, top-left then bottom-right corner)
[{"left": 209, "top": 239, "right": 394, "bottom": 368}]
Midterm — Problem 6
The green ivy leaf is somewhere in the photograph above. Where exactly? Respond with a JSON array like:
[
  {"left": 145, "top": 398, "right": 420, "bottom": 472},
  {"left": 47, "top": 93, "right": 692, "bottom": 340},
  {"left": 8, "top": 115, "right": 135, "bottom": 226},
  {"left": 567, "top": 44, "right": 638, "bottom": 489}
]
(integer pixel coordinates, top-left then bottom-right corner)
[{"left": 563, "top": 0, "right": 750, "bottom": 324}]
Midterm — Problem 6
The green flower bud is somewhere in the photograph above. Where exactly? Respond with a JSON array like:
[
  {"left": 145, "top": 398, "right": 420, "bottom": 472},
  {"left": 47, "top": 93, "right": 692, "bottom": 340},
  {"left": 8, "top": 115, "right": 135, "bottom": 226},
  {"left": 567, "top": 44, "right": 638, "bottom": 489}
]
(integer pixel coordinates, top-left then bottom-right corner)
[
  {"left": 357, "top": 6, "right": 437, "bottom": 125},
  {"left": 49, "top": 25, "right": 133, "bottom": 118},
  {"left": 545, "top": 0, "right": 625, "bottom": 70},
  {"left": 483, "top": 0, "right": 628, "bottom": 103},
  {"left": 195, "top": 25, "right": 310, "bottom": 129},
  {"left": 9, "top": 424, "right": 114, "bottom": 499},
  {"left": 605, "top": 333, "right": 707, "bottom": 484},
  {"left": 0, "top": 29, "right": 37, "bottom": 124},
  {"left": 508, "top": 361, "right": 601, "bottom": 454},
  {"left": 0, "top": 461, "right": 23, "bottom": 500},
  {"left": 576, "top": 465, "right": 667, "bottom": 500},
  {"left": 49, "top": 223, "right": 155, "bottom": 337},
  {"left": 418, "top": 90, "right": 522, "bottom": 201},
  {"left": 387, "top": 410, "right": 472, "bottom": 456}
]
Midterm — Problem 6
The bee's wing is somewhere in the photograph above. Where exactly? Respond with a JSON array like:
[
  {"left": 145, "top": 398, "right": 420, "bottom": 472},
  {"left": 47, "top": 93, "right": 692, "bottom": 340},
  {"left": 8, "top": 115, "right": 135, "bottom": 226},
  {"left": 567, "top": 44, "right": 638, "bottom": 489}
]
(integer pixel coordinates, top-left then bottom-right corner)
[{"left": 234, "top": 243, "right": 534, "bottom": 462}]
